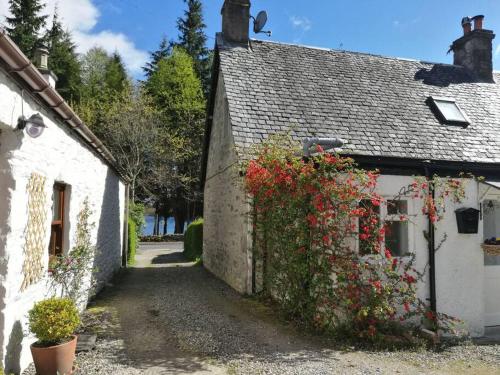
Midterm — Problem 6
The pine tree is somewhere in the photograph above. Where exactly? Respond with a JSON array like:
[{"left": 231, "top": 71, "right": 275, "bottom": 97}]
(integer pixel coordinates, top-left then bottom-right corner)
[
  {"left": 44, "top": 10, "right": 82, "bottom": 103},
  {"left": 6, "top": 0, "right": 47, "bottom": 58},
  {"left": 104, "top": 53, "right": 129, "bottom": 93},
  {"left": 143, "top": 36, "right": 172, "bottom": 78},
  {"left": 175, "top": 0, "right": 211, "bottom": 94}
]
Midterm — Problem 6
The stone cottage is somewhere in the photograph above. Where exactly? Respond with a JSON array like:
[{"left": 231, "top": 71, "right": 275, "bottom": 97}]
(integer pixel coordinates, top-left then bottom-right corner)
[
  {"left": 202, "top": 0, "right": 500, "bottom": 338},
  {"left": 0, "top": 29, "right": 128, "bottom": 372}
]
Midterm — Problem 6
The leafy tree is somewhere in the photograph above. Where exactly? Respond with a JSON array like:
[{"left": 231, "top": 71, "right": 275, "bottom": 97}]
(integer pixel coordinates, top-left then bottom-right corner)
[
  {"left": 143, "top": 36, "right": 172, "bottom": 78},
  {"left": 44, "top": 10, "right": 82, "bottom": 103},
  {"left": 146, "top": 47, "right": 206, "bottom": 232},
  {"left": 5, "top": 0, "right": 47, "bottom": 58},
  {"left": 104, "top": 52, "right": 129, "bottom": 93},
  {"left": 175, "top": 0, "right": 211, "bottom": 94},
  {"left": 100, "top": 89, "right": 162, "bottom": 200},
  {"left": 80, "top": 47, "right": 111, "bottom": 98}
]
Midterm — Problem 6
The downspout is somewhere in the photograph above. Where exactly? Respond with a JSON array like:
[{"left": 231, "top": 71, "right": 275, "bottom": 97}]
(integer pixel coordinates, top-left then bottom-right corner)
[
  {"left": 122, "top": 184, "right": 130, "bottom": 267},
  {"left": 424, "top": 163, "right": 437, "bottom": 318}
]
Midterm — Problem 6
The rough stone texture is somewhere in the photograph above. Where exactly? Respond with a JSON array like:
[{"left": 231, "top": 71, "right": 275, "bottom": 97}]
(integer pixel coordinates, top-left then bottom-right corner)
[
  {"left": 214, "top": 34, "right": 500, "bottom": 163},
  {"left": 452, "top": 29, "right": 495, "bottom": 83},
  {"left": 203, "top": 74, "right": 252, "bottom": 294},
  {"left": 221, "top": 0, "right": 250, "bottom": 44},
  {"left": 0, "top": 65, "right": 126, "bottom": 372}
]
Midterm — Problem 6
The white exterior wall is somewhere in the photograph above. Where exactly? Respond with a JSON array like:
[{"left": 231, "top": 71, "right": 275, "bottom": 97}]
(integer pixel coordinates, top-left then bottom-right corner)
[
  {"left": 0, "top": 68, "right": 126, "bottom": 372},
  {"left": 376, "top": 175, "right": 484, "bottom": 337}
]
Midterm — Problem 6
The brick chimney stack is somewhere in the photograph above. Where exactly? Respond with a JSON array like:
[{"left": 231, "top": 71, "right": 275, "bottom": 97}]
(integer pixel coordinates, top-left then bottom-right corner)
[
  {"left": 451, "top": 15, "right": 495, "bottom": 83},
  {"left": 221, "top": 0, "right": 251, "bottom": 44}
]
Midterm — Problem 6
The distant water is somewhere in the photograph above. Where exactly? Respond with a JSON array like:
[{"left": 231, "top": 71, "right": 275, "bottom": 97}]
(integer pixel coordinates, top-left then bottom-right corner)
[{"left": 143, "top": 215, "right": 187, "bottom": 235}]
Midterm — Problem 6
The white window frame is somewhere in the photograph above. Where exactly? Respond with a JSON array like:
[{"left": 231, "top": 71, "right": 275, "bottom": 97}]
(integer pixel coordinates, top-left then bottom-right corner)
[{"left": 356, "top": 198, "right": 415, "bottom": 258}]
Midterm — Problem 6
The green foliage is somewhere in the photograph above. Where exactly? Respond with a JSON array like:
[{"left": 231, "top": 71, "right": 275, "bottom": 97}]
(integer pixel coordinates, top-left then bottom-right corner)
[
  {"left": 183, "top": 218, "right": 203, "bottom": 261},
  {"left": 128, "top": 218, "right": 137, "bottom": 266},
  {"left": 129, "top": 201, "right": 145, "bottom": 235},
  {"left": 143, "top": 36, "right": 172, "bottom": 78},
  {"left": 49, "top": 198, "right": 97, "bottom": 305},
  {"left": 175, "top": 0, "right": 211, "bottom": 93},
  {"left": 28, "top": 297, "right": 80, "bottom": 346},
  {"left": 145, "top": 47, "right": 206, "bottom": 219},
  {"left": 6, "top": 0, "right": 47, "bottom": 58},
  {"left": 44, "top": 10, "right": 82, "bottom": 103},
  {"left": 245, "top": 137, "right": 466, "bottom": 342},
  {"left": 104, "top": 53, "right": 129, "bottom": 93}
]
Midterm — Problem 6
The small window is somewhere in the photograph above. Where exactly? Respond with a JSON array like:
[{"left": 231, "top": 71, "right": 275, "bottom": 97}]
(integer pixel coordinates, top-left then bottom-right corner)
[
  {"left": 428, "top": 96, "right": 470, "bottom": 126},
  {"left": 49, "top": 183, "right": 67, "bottom": 259},
  {"left": 358, "top": 199, "right": 410, "bottom": 257}
]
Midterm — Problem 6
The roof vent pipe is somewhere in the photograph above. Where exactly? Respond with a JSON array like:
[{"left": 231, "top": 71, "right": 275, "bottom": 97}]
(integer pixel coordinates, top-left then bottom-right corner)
[{"left": 303, "top": 137, "right": 345, "bottom": 157}]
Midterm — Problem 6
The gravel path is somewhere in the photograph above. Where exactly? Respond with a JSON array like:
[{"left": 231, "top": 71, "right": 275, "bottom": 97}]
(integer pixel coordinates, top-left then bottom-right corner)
[{"left": 24, "top": 242, "right": 500, "bottom": 374}]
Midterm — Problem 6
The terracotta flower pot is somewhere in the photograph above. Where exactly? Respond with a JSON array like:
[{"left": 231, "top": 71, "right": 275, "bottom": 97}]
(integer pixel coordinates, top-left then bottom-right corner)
[{"left": 30, "top": 335, "right": 77, "bottom": 375}]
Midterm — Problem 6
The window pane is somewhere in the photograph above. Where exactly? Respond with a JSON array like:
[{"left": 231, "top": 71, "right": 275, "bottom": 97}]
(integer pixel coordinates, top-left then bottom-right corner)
[
  {"left": 387, "top": 200, "right": 408, "bottom": 215},
  {"left": 433, "top": 99, "right": 468, "bottom": 123},
  {"left": 385, "top": 221, "right": 409, "bottom": 257},
  {"left": 52, "top": 188, "right": 61, "bottom": 221}
]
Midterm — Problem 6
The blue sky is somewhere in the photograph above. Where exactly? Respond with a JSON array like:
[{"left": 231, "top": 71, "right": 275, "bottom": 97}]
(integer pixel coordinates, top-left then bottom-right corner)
[{"left": 2, "top": 0, "right": 500, "bottom": 78}]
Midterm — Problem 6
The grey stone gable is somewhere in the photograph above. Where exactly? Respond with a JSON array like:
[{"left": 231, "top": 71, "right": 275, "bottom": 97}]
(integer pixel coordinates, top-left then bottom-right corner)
[{"left": 217, "top": 34, "right": 500, "bottom": 163}]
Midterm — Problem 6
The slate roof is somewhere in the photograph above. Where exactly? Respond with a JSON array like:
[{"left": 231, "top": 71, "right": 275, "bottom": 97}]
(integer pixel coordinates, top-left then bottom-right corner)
[{"left": 214, "top": 34, "right": 500, "bottom": 164}]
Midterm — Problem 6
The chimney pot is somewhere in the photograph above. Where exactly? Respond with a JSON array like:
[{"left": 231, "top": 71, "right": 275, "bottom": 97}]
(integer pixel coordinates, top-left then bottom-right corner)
[
  {"left": 461, "top": 17, "right": 472, "bottom": 35},
  {"left": 34, "top": 45, "right": 49, "bottom": 70},
  {"left": 472, "top": 15, "right": 484, "bottom": 30}
]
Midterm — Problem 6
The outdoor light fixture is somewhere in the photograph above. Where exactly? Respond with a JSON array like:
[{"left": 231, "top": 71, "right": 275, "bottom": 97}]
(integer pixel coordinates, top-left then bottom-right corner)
[
  {"left": 17, "top": 113, "right": 46, "bottom": 138},
  {"left": 303, "top": 137, "right": 345, "bottom": 157}
]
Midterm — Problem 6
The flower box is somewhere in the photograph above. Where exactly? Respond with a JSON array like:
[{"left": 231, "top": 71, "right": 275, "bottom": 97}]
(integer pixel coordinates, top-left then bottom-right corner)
[{"left": 481, "top": 244, "right": 500, "bottom": 256}]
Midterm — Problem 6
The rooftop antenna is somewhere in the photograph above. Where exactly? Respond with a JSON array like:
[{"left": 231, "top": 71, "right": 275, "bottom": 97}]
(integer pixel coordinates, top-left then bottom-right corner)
[{"left": 251, "top": 11, "right": 272, "bottom": 37}]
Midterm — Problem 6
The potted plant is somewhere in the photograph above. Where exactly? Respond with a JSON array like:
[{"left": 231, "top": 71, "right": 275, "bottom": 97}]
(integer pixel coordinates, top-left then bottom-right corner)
[{"left": 28, "top": 297, "right": 80, "bottom": 375}]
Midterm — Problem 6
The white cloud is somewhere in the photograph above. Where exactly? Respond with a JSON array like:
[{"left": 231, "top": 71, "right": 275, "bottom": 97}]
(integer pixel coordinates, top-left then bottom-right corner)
[
  {"left": 73, "top": 30, "right": 148, "bottom": 73},
  {"left": 0, "top": 0, "right": 146, "bottom": 75},
  {"left": 289, "top": 16, "right": 312, "bottom": 31},
  {"left": 495, "top": 45, "right": 500, "bottom": 58}
]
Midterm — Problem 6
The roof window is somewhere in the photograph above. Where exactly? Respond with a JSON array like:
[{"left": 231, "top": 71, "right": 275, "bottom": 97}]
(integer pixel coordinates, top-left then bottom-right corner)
[{"left": 428, "top": 96, "right": 470, "bottom": 126}]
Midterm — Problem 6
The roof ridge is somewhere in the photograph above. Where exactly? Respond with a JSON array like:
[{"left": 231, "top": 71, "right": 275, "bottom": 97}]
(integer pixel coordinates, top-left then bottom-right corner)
[{"left": 249, "top": 38, "right": 459, "bottom": 67}]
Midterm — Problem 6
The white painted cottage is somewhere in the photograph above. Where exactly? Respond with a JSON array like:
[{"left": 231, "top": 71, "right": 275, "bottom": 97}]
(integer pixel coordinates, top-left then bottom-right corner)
[
  {"left": 202, "top": 1, "right": 500, "bottom": 339},
  {"left": 0, "top": 29, "right": 128, "bottom": 372}
]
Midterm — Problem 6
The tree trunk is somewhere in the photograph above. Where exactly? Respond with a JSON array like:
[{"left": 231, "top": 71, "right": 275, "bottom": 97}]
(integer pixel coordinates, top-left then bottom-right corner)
[
  {"left": 174, "top": 210, "right": 186, "bottom": 234},
  {"left": 163, "top": 216, "right": 168, "bottom": 235},
  {"left": 155, "top": 214, "right": 160, "bottom": 235}
]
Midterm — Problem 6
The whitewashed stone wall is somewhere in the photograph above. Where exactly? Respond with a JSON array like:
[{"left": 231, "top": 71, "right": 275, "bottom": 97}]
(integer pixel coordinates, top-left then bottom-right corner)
[
  {"left": 203, "top": 73, "right": 253, "bottom": 294},
  {"left": 0, "top": 67, "right": 126, "bottom": 372}
]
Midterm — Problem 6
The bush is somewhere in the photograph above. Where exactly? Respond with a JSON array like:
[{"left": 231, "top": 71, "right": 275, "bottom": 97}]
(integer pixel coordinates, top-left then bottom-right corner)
[
  {"left": 128, "top": 217, "right": 137, "bottom": 265},
  {"left": 129, "top": 201, "right": 145, "bottom": 236},
  {"left": 183, "top": 218, "right": 203, "bottom": 261},
  {"left": 28, "top": 298, "right": 80, "bottom": 346}
]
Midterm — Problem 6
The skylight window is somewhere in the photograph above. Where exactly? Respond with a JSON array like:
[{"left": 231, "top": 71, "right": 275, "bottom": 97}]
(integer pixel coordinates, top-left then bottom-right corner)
[{"left": 428, "top": 97, "right": 470, "bottom": 126}]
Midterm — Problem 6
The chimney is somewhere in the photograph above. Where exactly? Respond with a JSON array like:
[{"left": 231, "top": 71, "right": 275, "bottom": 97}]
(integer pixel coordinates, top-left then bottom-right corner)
[
  {"left": 221, "top": 0, "right": 250, "bottom": 44},
  {"left": 34, "top": 45, "right": 58, "bottom": 88},
  {"left": 451, "top": 15, "right": 495, "bottom": 83}
]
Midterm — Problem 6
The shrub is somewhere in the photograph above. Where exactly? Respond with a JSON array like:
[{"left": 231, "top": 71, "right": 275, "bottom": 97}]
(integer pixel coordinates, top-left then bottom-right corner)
[
  {"left": 28, "top": 298, "right": 80, "bottom": 346},
  {"left": 128, "top": 217, "right": 137, "bottom": 265},
  {"left": 183, "top": 218, "right": 203, "bottom": 261},
  {"left": 129, "top": 201, "right": 145, "bottom": 236},
  {"left": 140, "top": 234, "right": 184, "bottom": 242}
]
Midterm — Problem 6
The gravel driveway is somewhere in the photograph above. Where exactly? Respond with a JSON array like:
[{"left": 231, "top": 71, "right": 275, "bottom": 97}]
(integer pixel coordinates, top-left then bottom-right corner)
[{"left": 24, "top": 242, "right": 500, "bottom": 374}]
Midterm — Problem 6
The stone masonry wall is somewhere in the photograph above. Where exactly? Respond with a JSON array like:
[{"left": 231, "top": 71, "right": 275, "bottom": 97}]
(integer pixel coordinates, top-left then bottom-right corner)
[{"left": 203, "top": 73, "right": 252, "bottom": 294}]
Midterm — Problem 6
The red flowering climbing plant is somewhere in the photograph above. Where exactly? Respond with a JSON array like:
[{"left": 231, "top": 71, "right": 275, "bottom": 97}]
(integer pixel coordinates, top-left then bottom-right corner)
[{"left": 244, "top": 136, "right": 467, "bottom": 342}]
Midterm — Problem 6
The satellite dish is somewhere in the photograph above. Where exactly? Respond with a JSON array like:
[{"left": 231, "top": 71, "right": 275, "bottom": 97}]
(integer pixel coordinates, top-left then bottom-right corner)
[{"left": 253, "top": 11, "right": 268, "bottom": 33}]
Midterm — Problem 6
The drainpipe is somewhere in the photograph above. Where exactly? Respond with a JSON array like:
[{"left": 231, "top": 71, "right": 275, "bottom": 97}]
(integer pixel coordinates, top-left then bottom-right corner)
[
  {"left": 122, "top": 184, "right": 130, "bottom": 267},
  {"left": 424, "top": 163, "right": 437, "bottom": 317}
]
